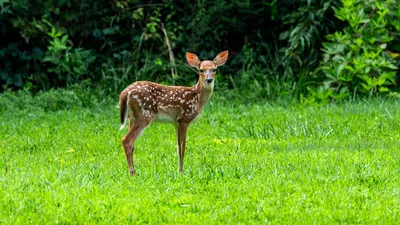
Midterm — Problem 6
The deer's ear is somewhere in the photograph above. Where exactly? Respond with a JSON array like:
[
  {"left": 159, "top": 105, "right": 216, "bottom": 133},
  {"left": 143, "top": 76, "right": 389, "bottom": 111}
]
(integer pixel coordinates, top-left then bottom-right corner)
[
  {"left": 186, "top": 52, "right": 200, "bottom": 68},
  {"left": 213, "top": 50, "right": 229, "bottom": 67}
]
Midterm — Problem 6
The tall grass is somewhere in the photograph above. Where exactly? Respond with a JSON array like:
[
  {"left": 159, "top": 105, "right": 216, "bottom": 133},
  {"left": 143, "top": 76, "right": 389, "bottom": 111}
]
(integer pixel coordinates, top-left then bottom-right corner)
[{"left": 1, "top": 91, "right": 399, "bottom": 224}]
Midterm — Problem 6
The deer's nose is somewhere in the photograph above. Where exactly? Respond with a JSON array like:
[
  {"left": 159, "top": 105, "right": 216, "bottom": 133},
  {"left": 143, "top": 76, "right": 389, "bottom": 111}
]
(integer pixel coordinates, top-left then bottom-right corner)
[{"left": 206, "top": 78, "right": 213, "bottom": 83}]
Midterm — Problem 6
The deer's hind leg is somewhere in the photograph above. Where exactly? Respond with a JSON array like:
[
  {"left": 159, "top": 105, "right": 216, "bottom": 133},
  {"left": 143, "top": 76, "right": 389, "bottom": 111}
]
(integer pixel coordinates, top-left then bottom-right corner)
[{"left": 121, "top": 102, "right": 151, "bottom": 175}]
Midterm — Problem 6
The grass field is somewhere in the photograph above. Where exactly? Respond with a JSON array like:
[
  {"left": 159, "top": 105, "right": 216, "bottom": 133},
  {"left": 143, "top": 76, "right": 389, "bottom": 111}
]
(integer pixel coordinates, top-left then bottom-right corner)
[{"left": 1, "top": 97, "right": 400, "bottom": 224}]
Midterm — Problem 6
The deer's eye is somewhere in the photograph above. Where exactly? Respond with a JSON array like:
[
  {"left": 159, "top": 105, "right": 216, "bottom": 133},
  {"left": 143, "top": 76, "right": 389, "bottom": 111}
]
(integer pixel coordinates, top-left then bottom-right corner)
[
  {"left": 212, "top": 69, "right": 216, "bottom": 73},
  {"left": 199, "top": 69, "right": 204, "bottom": 73}
]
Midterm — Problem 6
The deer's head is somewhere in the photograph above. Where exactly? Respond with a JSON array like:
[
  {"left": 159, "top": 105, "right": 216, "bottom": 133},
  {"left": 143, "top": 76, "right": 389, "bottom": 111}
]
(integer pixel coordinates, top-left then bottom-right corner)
[{"left": 186, "top": 51, "right": 229, "bottom": 87}]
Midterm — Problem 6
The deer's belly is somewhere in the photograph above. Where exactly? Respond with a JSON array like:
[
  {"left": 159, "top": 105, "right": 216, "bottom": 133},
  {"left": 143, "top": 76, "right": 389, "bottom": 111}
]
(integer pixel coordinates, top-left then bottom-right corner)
[
  {"left": 153, "top": 107, "right": 180, "bottom": 123},
  {"left": 153, "top": 113, "right": 177, "bottom": 123}
]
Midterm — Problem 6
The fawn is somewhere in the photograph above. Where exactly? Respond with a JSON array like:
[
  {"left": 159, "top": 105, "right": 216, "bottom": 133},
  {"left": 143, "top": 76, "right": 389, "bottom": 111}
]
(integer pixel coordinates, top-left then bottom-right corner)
[{"left": 119, "top": 51, "right": 229, "bottom": 175}]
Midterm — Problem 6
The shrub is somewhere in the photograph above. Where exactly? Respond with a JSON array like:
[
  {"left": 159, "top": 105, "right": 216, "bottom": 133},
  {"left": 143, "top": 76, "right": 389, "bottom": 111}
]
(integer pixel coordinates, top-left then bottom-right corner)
[{"left": 308, "top": 0, "right": 400, "bottom": 103}]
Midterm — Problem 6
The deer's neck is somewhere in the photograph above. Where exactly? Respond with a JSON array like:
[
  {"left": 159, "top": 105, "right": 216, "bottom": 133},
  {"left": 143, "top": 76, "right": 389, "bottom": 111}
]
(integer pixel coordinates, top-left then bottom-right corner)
[{"left": 194, "top": 80, "right": 214, "bottom": 110}]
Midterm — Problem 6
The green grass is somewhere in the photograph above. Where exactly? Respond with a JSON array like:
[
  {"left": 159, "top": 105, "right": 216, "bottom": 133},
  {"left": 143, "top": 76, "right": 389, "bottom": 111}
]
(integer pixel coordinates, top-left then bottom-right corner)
[{"left": 1, "top": 98, "right": 400, "bottom": 224}]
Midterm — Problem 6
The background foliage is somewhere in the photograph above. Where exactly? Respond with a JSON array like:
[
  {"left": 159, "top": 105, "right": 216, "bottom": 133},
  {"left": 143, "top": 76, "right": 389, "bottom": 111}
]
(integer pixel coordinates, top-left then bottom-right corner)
[{"left": 1, "top": 0, "right": 399, "bottom": 102}]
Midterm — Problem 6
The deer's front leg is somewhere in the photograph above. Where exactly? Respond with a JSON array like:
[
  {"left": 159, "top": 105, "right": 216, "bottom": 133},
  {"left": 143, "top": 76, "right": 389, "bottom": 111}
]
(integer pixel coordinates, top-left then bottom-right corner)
[{"left": 176, "top": 121, "right": 189, "bottom": 173}]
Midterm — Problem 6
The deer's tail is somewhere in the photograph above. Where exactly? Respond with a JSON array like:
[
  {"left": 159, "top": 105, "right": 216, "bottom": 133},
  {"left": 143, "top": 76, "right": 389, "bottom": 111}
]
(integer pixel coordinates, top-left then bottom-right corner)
[{"left": 119, "top": 91, "right": 130, "bottom": 131}]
